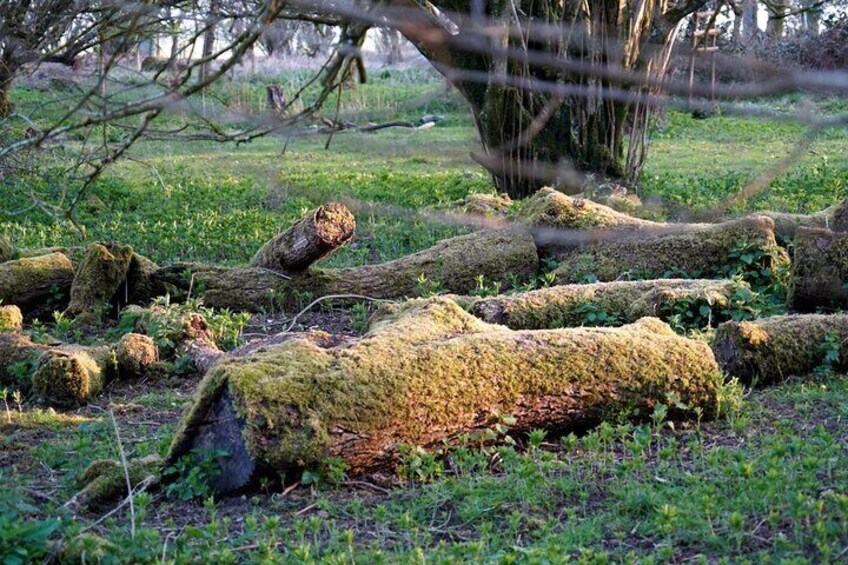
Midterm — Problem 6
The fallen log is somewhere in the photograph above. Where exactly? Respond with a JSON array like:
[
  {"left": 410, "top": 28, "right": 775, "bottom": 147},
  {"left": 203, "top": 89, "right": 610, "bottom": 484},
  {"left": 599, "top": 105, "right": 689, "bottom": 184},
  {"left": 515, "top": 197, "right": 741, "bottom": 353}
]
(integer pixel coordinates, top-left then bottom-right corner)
[
  {"left": 0, "top": 305, "right": 23, "bottom": 333},
  {"left": 167, "top": 297, "right": 720, "bottom": 491},
  {"left": 518, "top": 187, "right": 843, "bottom": 247},
  {"left": 552, "top": 216, "right": 780, "bottom": 284},
  {"left": 712, "top": 314, "right": 848, "bottom": 385},
  {"left": 66, "top": 244, "right": 134, "bottom": 323},
  {"left": 155, "top": 227, "right": 539, "bottom": 311},
  {"left": 0, "top": 334, "right": 48, "bottom": 386},
  {"left": 471, "top": 279, "right": 749, "bottom": 330},
  {"left": 31, "top": 333, "right": 158, "bottom": 407},
  {"left": 0, "top": 253, "right": 75, "bottom": 313},
  {"left": 787, "top": 227, "right": 848, "bottom": 313},
  {"left": 250, "top": 202, "right": 355, "bottom": 273}
]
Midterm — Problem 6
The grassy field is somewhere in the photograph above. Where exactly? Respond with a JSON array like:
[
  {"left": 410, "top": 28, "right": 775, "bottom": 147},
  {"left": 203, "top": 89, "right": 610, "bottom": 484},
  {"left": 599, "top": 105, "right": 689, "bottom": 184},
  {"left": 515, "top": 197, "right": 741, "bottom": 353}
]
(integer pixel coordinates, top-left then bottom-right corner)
[{"left": 2, "top": 69, "right": 848, "bottom": 563}]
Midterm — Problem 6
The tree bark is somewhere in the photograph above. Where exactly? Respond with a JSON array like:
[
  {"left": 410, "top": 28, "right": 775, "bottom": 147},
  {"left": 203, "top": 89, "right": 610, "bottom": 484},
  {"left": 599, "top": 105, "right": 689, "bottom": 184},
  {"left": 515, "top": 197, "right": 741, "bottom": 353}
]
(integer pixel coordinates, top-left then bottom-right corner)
[
  {"left": 167, "top": 298, "right": 720, "bottom": 491},
  {"left": 713, "top": 314, "right": 848, "bottom": 385},
  {"left": 0, "top": 253, "right": 75, "bottom": 314},
  {"left": 155, "top": 227, "right": 539, "bottom": 311},
  {"left": 471, "top": 278, "right": 749, "bottom": 329},
  {"left": 249, "top": 202, "right": 355, "bottom": 273},
  {"left": 788, "top": 227, "right": 848, "bottom": 313}
]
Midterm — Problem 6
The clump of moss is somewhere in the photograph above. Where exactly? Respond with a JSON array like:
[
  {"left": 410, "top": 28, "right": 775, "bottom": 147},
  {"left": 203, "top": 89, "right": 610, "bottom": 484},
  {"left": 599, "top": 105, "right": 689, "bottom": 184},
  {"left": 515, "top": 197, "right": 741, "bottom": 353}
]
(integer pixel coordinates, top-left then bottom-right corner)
[
  {"left": 0, "top": 305, "right": 23, "bottom": 333},
  {"left": 31, "top": 347, "right": 112, "bottom": 408},
  {"left": 517, "top": 187, "right": 664, "bottom": 231},
  {"left": 788, "top": 227, "right": 848, "bottom": 312},
  {"left": 712, "top": 314, "right": 848, "bottom": 385},
  {"left": 471, "top": 279, "right": 749, "bottom": 330},
  {"left": 75, "top": 454, "right": 162, "bottom": 509},
  {"left": 66, "top": 243, "right": 134, "bottom": 323},
  {"left": 432, "top": 193, "right": 513, "bottom": 217},
  {"left": 60, "top": 533, "right": 118, "bottom": 563},
  {"left": 114, "top": 333, "right": 159, "bottom": 376},
  {"left": 170, "top": 297, "right": 720, "bottom": 479}
]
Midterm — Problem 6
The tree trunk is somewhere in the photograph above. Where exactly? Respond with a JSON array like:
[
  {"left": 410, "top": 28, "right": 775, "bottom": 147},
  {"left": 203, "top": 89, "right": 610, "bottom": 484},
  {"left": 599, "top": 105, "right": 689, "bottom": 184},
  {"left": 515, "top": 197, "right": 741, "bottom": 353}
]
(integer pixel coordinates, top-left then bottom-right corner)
[
  {"left": 471, "top": 278, "right": 749, "bottom": 330},
  {"left": 766, "top": 0, "right": 787, "bottom": 39},
  {"left": 713, "top": 314, "right": 848, "bottom": 385},
  {"left": 167, "top": 298, "right": 720, "bottom": 491},
  {"left": 788, "top": 227, "right": 848, "bottom": 313},
  {"left": 0, "top": 72, "right": 11, "bottom": 118},
  {"left": 743, "top": 0, "right": 759, "bottom": 42},
  {"left": 154, "top": 227, "right": 539, "bottom": 311},
  {"left": 249, "top": 202, "right": 355, "bottom": 273},
  {"left": 400, "top": 0, "right": 702, "bottom": 198}
]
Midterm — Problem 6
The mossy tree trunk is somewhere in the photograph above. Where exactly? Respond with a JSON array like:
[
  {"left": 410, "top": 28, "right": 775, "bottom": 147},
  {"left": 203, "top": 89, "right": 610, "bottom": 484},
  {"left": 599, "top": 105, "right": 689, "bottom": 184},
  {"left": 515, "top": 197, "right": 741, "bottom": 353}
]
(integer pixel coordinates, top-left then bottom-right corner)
[
  {"left": 168, "top": 297, "right": 720, "bottom": 491},
  {"left": 400, "top": 0, "right": 704, "bottom": 197}
]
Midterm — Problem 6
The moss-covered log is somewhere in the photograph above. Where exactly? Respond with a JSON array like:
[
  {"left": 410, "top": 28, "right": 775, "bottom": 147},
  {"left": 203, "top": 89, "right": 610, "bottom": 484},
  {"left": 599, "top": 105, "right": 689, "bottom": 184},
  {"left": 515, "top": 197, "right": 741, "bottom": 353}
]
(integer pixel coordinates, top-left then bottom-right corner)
[
  {"left": 787, "top": 227, "right": 848, "bottom": 313},
  {"left": 250, "top": 202, "right": 356, "bottom": 273},
  {"left": 471, "top": 279, "right": 749, "bottom": 330},
  {"left": 713, "top": 314, "right": 848, "bottom": 385},
  {"left": 0, "top": 253, "right": 74, "bottom": 313},
  {"left": 552, "top": 216, "right": 779, "bottom": 284},
  {"left": 518, "top": 188, "right": 843, "bottom": 247},
  {"left": 0, "top": 333, "right": 48, "bottom": 385},
  {"left": 66, "top": 244, "right": 134, "bottom": 323},
  {"left": 168, "top": 297, "right": 720, "bottom": 491},
  {"left": 0, "top": 305, "right": 23, "bottom": 333},
  {"left": 31, "top": 333, "right": 158, "bottom": 407},
  {"left": 155, "top": 228, "right": 539, "bottom": 311}
]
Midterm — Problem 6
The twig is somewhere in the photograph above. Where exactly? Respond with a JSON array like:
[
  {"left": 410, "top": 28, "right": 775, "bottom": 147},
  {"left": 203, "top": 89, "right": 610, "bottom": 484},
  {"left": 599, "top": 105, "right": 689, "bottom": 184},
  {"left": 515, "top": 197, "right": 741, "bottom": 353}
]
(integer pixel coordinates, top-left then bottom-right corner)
[
  {"left": 284, "top": 294, "right": 386, "bottom": 332},
  {"left": 109, "top": 410, "right": 136, "bottom": 539},
  {"left": 295, "top": 502, "right": 319, "bottom": 516}
]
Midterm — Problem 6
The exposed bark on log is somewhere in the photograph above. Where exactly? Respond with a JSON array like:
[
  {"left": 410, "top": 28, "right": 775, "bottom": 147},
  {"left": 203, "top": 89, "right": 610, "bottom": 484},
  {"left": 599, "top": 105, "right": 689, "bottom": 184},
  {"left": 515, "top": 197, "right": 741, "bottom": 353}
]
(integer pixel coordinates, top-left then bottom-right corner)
[
  {"left": 552, "top": 216, "right": 779, "bottom": 284},
  {"left": 0, "top": 305, "right": 23, "bottom": 333},
  {"left": 30, "top": 333, "right": 158, "bottom": 408},
  {"left": 168, "top": 298, "right": 720, "bottom": 491},
  {"left": 66, "top": 244, "right": 134, "bottom": 323},
  {"left": 788, "top": 227, "right": 848, "bottom": 313},
  {"left": 471, "top": 279, "right": 749, "bottom": 330},
  {"left": 155, "top": 228, "right": 539, "bottom": 311},
  {"left": 713, "top": 314, "right": 848, "bottom": 385},
  {"left": 249, "top": 202, "right": 355, "bottom": 273},
  {"left": 0, "top": 253, "right": 75, "bottom": 314}
]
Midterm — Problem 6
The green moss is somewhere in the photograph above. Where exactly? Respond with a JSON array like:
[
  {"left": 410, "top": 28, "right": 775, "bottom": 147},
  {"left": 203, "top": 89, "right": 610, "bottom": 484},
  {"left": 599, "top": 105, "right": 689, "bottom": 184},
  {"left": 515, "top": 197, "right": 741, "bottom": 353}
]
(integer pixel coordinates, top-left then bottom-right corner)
[
  {"left": 553, "top": 216, "right": 778, "bottom": 283},
  {"left": 170, "top": 297, "right": 719, "bottom": 475},
  {"left": 0, "top": 305, "right": 23, "bottom": 333},
  {"left": 471, "top": 279, "right": 749, "bottom": 330},
  {"left": 430, "top": 193, "right": 513, "bottom": 217},
  {"left": 517, "top": 187, "right": 663, "bottom": 231},
  {"left": 66, "top": 243, "right": 134, "bottom": 323},
  {"left": 75, "top": 454, "right": 162, "bottom": 509},
  {"left": 712, "top": 314, "right": 848, "bottom": 385}
]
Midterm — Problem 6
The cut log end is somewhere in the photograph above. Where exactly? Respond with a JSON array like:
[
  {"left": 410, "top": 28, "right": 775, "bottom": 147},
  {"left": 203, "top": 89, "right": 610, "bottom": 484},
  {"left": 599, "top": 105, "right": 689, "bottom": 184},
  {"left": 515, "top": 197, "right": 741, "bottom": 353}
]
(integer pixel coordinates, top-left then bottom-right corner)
[{"left": 181, "top": 387, "right": 255, "bottom": 493}]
